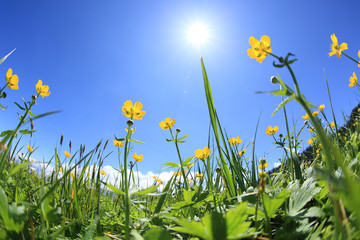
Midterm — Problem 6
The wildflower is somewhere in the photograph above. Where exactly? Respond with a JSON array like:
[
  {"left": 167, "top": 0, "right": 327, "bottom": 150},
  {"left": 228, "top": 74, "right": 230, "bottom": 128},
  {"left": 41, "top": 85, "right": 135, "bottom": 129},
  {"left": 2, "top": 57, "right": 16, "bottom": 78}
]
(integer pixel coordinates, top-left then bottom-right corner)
[
  {"left": 59, "top": 168, "right": 63, "bottom": 173},
  {"left": 70, "top": 172, "right": 74, "bottom": 178},
  {"left": 349, "top": 72, "right": 357, "bottom": 87},
  {"left": 195, "top": 147, "right": 211, "bottom": 160},
  {"left": 330, "top": 121, "right": 335, "bottom": 128},
  {"left": 187, "top": 179, "right": 192, "bottom": 183},
  {"left": 258, "top": 163, "right": 268, "bottom": 170},
  {"left": 248, "top": 35, "right": 272, "bottom": 63},
  {"left": 5, "top": 68, "right": 19, "bottom": 90},
  {"left": 125, "top": 127, "right": 136, "bottom": 134},
  {"left": 174, "top": 171, "right": 182, "bottom": 176},
  {"left": 238, "top": 149, "right": 246, "bottom": 156},
  {"left": 312, "top": 111, "right": 319, "bottom": 117},
  {"left": 228, "top": 136, "right": 242, "bottom": 145},
  {"left": 36, "top": 80, "right": 51, "bottom": 98},
  {"left": 307, "top": 139, "right": 314, "bottom": 145},
  {"left": 27, "top": 145, "right": 33, "bottom": 152},
  {"left": 87, "top": 173, "right": 91, "bottom": 177},
  {"left": 122, "top": 100, "right": 145, "bottom": 120},
  {"left": 309, "top": 128, "right": 314, "bottom": 133},
  {"left": 358, "top": 50, "right": 360, "bottom": 67},
  {"left": 152, "top": 176, "right": 156, "bottom": 179},
  {"left": 113, "top": 140, "right": 124, "bottom": 147},
  {"left": 132, "top": 152, "right": 143, "bottom": 162},
  {"left": 265, "top": 126, "right": 279, "bottom": 135},
  {"left": 329, "top": 34, "right": 348, "bottom": 58},
  {"left": 302, "top": 113, "right": 310, "bottom": 120},
  {"left": 186, "top": 162, "right": 194, "bottom": 169},
  {"left": 155, "top": 178, "right": 161, "bottom": 182},
  {"left": 196, "top": 173, "right": 204, "bottom": 179},
  {"left": 159, "top": 118, "right": 176, "bottom": 130},
  {"left": 318, "top": 104, "right": 325, "bottom": 111},
  {"left": 64, "top": 151, "right": 71, "bottom": 158},
  {"left": 100, "top": 170, "right": 106, "bottom": 175}
]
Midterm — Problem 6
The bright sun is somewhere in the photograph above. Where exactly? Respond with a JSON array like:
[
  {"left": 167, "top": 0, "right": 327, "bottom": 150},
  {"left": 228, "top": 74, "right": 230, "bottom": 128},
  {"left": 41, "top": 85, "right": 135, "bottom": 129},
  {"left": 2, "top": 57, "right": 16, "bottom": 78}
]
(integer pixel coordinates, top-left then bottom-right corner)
[{"left": 186, "top": 22, "right": 210, "bottom": 46}]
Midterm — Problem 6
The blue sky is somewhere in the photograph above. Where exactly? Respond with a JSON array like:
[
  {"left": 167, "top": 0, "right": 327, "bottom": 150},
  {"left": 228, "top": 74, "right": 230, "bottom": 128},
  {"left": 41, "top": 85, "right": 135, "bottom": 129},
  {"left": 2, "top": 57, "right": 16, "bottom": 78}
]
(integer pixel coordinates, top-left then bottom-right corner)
[{"left": 1, "top": 1, "right": 360, "bottom": 173}]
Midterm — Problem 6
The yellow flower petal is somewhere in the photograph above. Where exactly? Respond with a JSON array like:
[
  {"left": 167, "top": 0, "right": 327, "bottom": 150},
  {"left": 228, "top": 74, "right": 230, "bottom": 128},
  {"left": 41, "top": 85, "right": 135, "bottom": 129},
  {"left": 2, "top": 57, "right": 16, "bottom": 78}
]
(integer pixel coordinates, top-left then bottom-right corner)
[
  {"left": 64, "top": 151, "right": 71, "bottom": 158},
  {"left": 249, "top": 36, "right": 259, "bottom": 48}
]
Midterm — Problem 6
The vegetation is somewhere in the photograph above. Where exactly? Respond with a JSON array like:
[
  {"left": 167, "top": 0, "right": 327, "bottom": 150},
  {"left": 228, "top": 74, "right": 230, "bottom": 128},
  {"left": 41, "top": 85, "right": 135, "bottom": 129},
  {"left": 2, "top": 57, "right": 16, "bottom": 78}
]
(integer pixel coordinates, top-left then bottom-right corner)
[{"left": 0, "top": 34, "right": 360, "bottom": 239}]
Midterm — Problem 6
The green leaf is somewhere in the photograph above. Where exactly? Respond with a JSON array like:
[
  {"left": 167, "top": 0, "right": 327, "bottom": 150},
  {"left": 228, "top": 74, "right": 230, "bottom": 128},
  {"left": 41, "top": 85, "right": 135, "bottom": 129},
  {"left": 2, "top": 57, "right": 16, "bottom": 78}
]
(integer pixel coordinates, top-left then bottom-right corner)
[
  {"left": 183, "top": 189, "right": 196, "bottom": 204},
  {"left": 8, "top": 162, "right": 30, "bottom": 177},
  {"left": 83, "top": 216, "right": 99, "bottom": 240},
  {"left": 131, "top": 185, "right": 158, "bottom": 196},
  {"left": 272, "top": 94, "right": 296, "bottom": 116},
  {"left": 41, "top": 192, "right": 62, "bottom": 225},
  {"left": 0, "top": 103, "right": 8, "bottom": 110},
  {"left": 128, "top": 139, "right": 146, "bottom": 144},
  {"left": 103, "top": 182, "right": 125, "bottom": 195},
  {"left": 144, "top": 227, "right": 172, "bottom": 240},
  {"left": 226, "top": 203, "right": 254, "bottom": 239},
  {"left": 0, "top": 49, "right": 15, "bottom": 65},
  {"left": 19, "top": 130, "right": 36, "bottom": 135},
  {"left": 262, "top": 194, "right": 285, "bottom": 218},
  {"left": 163, "top": 162, "right": 180, "bottom": 168}
]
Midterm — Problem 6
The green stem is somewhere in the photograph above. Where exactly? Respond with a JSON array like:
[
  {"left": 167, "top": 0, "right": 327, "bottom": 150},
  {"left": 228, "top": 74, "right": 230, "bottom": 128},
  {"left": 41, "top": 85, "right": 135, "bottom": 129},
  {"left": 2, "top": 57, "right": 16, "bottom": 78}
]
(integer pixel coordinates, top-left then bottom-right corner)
[
  {"left": 169, "top": 128, "right": 188, "bottom": 190},
  {"left": 342, "top": 52, "right": 360, "bottom": 65},
  {"left": 261, "top": 192, "right": 272, "bottom": 239},
  {"left": 123, "top": 122, "right": 132, "bottom": 240}
]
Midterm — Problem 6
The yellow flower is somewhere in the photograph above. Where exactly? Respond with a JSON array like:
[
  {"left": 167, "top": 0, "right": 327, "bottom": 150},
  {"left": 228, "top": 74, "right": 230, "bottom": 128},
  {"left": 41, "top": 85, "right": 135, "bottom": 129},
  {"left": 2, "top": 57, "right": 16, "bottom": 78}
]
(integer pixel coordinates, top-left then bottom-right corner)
[
  {"left": 159, "top": 118, "right": 176, "bottom": 130},
  {"left": 27, "top": 145, "right": 33, "bottom": 152},
  {"left": 248, "top": 35, "right": 272, "bottom": 63},
  {"left": 238, "top": 149, "right": 246, "bottom": 156},
  {"left": 307, "top": 139, "right": 314, "bottom": 145},
  {"left": 186, "top": 163, "right": 194, "bottom": 169},
  {"left": 309, "top": 128, "right": 314, "bottom": 133},
  {"left": 70, "top": 172, "right": 74, "bottom": 178},
  {"left": 100, "top": 170, "right": 106, "bottom": 175},
  {"left": 152, "top": 176, "right": 157, "bottom": 179},
  {"left": 329, "top": 34, "right": 348, "bottom": 58},
  {"left": 196, "top": 173, "right": 203, "bottom": 179},
  {"left": 59, "top": 168, "right": 63, "bottom": 173},
  {"left": 318, "top": 104, "right": 325, "bottom": 111},
  {"left": 64, "top": 151, "right": 71, "bottom": 158},
  {"left": 113, "top": 140, "right": 124, "bottom": 147},
  {"left": 358, "top": 50, "right": 360, "bottom": 67},
  {"left": 122, "top": 100, "right": 145, "bottom": 120},
  {"left": 312, "top": 111, "right": 319, "bottom": 117},
  {"left": 302, "top": 113, "right": 310, "bottom": 120},
  {"left": 5, "top": 68, "right": 19, "bottom": 90},
  {"left": 258, "top": 162, "right": 268, "bottom": 170},
  {"left": 155, "top": 178, "right": 162, "bottom": 182},
  {"left": 187, "top": 179, "right": 192, "bottom": 183},
  {"left": 228, "top": 136, "right": 242, "bottom": 145},
  {"left": 125, "top": 127, "right": 136, "bottom": 134},
  {"left": 195, "top": 147, "right": 211, "bottom": 160},
  {"left": 265, "top": 126, "right": 279, "bottom": 135},
  {"left": 132, "top": 152, "right": 143, "bottom": 162},
  {"left": 349, "top": 72, "right": 357, "bottom": 87},
  {"left": 174, "top": 171, "right": 183, "bottom": 176},
  {"left": 330, "top": 121, "right": 335, "bottom": 128},
  {"left": 36, "top": 80, "right": 51, "bottom": 98}
]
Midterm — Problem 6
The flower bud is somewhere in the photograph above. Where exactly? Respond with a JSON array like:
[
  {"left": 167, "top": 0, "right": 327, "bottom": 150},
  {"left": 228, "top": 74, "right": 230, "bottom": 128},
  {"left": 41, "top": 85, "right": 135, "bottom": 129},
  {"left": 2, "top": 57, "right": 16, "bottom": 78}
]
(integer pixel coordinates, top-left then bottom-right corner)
[
  {"left": 216, "top": 167, "right": 221, "bottom": 173},
  {"left": 259, "top": 158, "right": 266, "bottom": 165},
  {"left": 2, "top": 92, "right": 7, "bottom": 98},
  {"left": 176, "top": 128, "right": 181, "bottom": 133},
  {"left": 127, "top": 119, "right": 134, "bottom": 127},
  {"left": 270, "top": 76, "right": 279, "bottom": 84},
  {"left": 32, "top": 95, "right": 37, "bottom": 102},
  {"left": 279, "top": 134, "right": 283, "bottom": 138}
]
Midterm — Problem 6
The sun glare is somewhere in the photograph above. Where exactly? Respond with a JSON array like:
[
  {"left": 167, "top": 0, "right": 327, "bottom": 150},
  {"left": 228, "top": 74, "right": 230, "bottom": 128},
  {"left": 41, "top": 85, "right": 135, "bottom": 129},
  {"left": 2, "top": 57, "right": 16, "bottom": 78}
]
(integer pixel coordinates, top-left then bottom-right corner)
[{"left": 186, "top": 22, "right": 210, "bottom": 46}]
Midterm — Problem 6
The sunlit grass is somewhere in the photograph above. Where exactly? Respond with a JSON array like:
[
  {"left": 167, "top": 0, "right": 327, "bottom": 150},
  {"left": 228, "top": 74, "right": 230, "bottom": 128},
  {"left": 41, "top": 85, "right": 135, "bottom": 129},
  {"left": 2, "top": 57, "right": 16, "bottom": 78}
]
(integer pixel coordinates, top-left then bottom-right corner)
[{"left": 1, "top": 33, "right": 360, "bottom": 239}]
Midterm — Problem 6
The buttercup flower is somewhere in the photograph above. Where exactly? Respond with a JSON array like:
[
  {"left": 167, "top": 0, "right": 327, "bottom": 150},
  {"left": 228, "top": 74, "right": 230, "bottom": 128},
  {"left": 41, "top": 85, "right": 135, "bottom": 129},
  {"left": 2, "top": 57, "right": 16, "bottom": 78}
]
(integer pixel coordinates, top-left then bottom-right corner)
[
  {"left": 238, "top": 149, "right": 246, "bottom": 156},
  {"left": 258, "top": 163, "right": 268, "bottom": 170},
  {"left": 349, "top": 72, "right": 357, "bottom": 87},
  {"left": 64, "top": 151, "right": 71, "bottom": 158},
  {"left": 302, "top": 113, "right": 310, "bottom": 120},
  {"left": 100, "top": 170, "right": 106, "bottom": 175},
  {"left": 318, "top": 104, "right": 325, "bottom": 111},
  {"left": 330, "top": 121, "right": 335, "bottom": 128},
  {"left": 132, "top": 152, "right": 143, "bottom": 162},
  {"left": 196, "top": 173, "right": 203, "bottom": 179},
  {"left": 312, "top": 111, "right": 319, "bottom": 117},
  {"left": 152, "top": 176, "right": 156, "bottom": 179},
  {"left": 309, "top": 128, "right": 314, "bottom": 133},
  {"left": 5, "top": 68, "right": 19, "bottom": 90},
  {"left": 155, "top": 178, "right": 162, "bottom": 182},
  {"left": 36, "top": 80, "right": 50, "bottom": 98},
  {"left": 265, "top": 126, "right": 279, "bottom": 135},
  {"left": 122, "top": 100, "right": 145, "bottom": 120},
  {"left": 307, "top": 139, "right": 314, "bottom": 145},
  {"left": 159, "top": 118, "right": 176, "bottom": 130},
  {"left": 329, "top": 34, "right": 348, "bottom": 58},
  {"left": 113, "top": 140, "right": 124, "bottom": 147},
  {"left": 358, "top": 50, "right": 360, "bottom": 67},
  {"left": 228, "top": 136, "right": 242, "bottom": 145},
  {"left": 70, "top": 172, "right": 74, "bottom": 178},
  {"left": 195, "top": 147, "right": 211, "bottom": 160},
  {"left": 248, "top": 35, "right": 272, "bottom": 63},
  {"left": 27, "top": 145, "right": 33, "bottom": 152},
  {"left": 59, "top": 168, "right": 63, "bottom": 173}
]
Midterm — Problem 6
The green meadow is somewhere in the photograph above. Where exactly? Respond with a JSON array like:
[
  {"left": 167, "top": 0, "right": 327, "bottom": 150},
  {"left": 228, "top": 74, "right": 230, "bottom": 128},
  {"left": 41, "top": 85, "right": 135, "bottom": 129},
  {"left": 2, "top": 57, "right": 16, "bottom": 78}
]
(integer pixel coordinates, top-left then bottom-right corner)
[{"left": 1, "top": 34, "right": 360, "bottom": 240}]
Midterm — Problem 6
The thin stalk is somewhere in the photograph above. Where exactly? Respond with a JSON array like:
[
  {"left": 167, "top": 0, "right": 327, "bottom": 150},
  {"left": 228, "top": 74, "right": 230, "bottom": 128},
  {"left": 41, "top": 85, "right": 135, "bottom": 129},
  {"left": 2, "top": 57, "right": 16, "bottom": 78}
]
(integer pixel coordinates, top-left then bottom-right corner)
[
  {"left": 123, "top": 122, "right": 132, "bottom": 240},
  {"left": 169, "top": 128, "right": 188, "bottom": 190}
]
